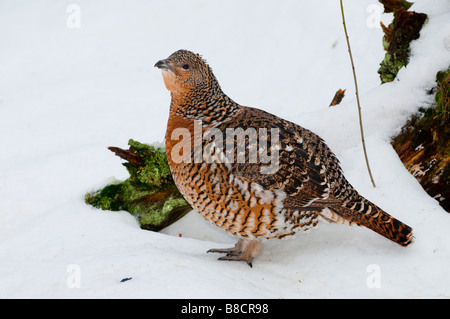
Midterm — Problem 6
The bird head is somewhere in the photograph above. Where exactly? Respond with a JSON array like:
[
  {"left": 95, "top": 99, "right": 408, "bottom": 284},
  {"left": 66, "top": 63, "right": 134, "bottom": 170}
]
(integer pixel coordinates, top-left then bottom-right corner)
[
  {"left": 155, "top": 50, "right": 239, "bottom": 122},
  {"left": 155, "top": 50, "right": 214, "bottom": 98}
]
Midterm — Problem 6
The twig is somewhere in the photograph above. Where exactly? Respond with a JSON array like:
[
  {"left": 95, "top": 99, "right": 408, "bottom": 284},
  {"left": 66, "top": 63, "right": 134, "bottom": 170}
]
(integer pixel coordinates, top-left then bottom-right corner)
[{"left": 339, "top": 0, "right": 376, "bottom": 188}]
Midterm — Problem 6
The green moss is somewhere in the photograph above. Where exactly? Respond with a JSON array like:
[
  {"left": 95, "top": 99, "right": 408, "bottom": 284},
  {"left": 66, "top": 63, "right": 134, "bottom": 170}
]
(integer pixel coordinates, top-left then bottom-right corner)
[
  {"left": 435, "top": 68, "right": 450, "bottom": 118},
  {"left": 139, "top": 195, "right": 191, "bottom": 231},
  {"left": 85, "top": 139, "right": 192, "bottom": 231},
  {"left": 124, "top": 139, "right": 173, "bottom": 188},
  {"left": 378, "top": 2, "right": 427, "bottom": 83},
  {"left": 378, "top": 53, "right": 406, "bottom": 83},
  {"left": 85, "top": 183, "right": 123, "bottom": 211}
]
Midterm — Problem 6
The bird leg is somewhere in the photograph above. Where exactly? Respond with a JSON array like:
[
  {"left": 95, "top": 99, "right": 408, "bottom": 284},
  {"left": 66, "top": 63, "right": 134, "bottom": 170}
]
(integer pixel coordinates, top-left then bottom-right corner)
[{"left": 207, "top": 239, "right": 262, "bottom": 268}]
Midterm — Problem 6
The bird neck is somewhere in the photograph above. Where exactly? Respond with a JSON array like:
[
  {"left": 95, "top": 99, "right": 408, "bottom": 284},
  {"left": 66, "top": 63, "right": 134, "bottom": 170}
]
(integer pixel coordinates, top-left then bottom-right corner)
[{"left": 169, "top": 80, "right": 241, "bottom": 124}]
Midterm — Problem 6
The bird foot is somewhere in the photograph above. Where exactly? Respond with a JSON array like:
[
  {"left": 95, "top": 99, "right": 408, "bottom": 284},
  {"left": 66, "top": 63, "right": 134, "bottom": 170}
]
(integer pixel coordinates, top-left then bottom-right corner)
[{"left": 207, "top": 239, "right": 262, "bottom": 268}]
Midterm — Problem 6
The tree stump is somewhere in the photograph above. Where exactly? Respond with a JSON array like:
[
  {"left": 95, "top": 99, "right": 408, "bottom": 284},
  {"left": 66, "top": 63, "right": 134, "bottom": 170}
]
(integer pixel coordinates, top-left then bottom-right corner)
[
  {"left": 85, "top": 139, "right": 192, "bottom": 231},
  {"left": 392, "top": 68, "right": 450, "bottom": 212}
]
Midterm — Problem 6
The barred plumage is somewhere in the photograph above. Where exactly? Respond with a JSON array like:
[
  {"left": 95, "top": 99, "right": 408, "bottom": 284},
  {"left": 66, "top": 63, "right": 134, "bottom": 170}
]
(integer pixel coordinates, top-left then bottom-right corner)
[{"left": 156, "top": 49, "right": 413, "bottom": 267}]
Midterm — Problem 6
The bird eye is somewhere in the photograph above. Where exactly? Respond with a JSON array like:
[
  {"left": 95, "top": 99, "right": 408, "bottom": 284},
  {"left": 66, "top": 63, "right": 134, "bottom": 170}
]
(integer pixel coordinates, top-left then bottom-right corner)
[{"left": 182, "top": 64, "right": 190, "bottom": 70}]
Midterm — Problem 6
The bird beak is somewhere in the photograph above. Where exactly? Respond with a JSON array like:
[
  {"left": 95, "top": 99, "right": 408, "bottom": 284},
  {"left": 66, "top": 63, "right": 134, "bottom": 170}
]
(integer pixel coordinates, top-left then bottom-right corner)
[{"left": 154, "top": 59, "right": 171, "bottom": 71}]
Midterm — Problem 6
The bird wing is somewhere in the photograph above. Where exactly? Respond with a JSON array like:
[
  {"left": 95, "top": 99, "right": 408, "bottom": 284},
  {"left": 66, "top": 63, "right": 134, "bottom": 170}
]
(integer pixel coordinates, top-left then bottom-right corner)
[{"left": 209, "top": 106, "right": 340, "bottom": 210}]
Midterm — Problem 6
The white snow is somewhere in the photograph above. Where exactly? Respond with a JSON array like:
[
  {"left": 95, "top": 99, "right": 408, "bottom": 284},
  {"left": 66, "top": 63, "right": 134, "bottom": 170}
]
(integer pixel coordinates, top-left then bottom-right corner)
[{"left": 1, "top": 0, "right": 450, "bottom": 299}]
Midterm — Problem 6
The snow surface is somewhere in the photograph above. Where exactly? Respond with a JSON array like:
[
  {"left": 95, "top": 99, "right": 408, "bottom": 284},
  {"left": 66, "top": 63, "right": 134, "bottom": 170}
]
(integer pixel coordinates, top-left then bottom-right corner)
[{"left": 1, "top": 0, "right": 450, "bottom": 299}]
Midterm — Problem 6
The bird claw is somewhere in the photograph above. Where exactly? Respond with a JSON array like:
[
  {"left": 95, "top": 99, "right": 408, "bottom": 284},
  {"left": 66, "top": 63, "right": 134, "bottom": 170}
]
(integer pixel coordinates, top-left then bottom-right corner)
[
  {"left": 207, "top": 239, "right": 262, "bottom": 268},
  {"left": 207, "top": 247, "right": 242, "bottom": 256},
  {"left": 218, "top": 255, "right": 253, "bottom": 268}
]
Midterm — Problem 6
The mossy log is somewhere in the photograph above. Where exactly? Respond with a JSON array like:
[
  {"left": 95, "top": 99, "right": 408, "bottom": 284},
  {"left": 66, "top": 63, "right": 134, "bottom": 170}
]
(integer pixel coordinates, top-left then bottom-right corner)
[
  {"left": 85, "top": 139, "right": 192, "bottom": 231},
  {"left": 392, "top": 68, "right": 450, "bottom": 212},
  {"left": 379, "top": 1, "right": 448, "bottom": 212},
  {"left": 378, "top": 0, "right": 427, "bottom": 83}
]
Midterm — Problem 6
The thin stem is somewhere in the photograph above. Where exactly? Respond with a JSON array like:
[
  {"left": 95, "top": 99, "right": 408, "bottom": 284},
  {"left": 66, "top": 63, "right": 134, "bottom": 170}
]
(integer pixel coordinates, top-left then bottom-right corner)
[{"left": 340, "top": 0, "right": 376, "bottom": 188}]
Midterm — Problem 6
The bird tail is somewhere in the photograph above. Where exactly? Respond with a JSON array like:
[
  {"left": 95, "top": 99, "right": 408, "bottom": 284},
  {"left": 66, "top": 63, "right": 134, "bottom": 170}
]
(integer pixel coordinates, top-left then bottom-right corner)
[{"left": 323, "top": 199, "right": 414, "bottom": 247}]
